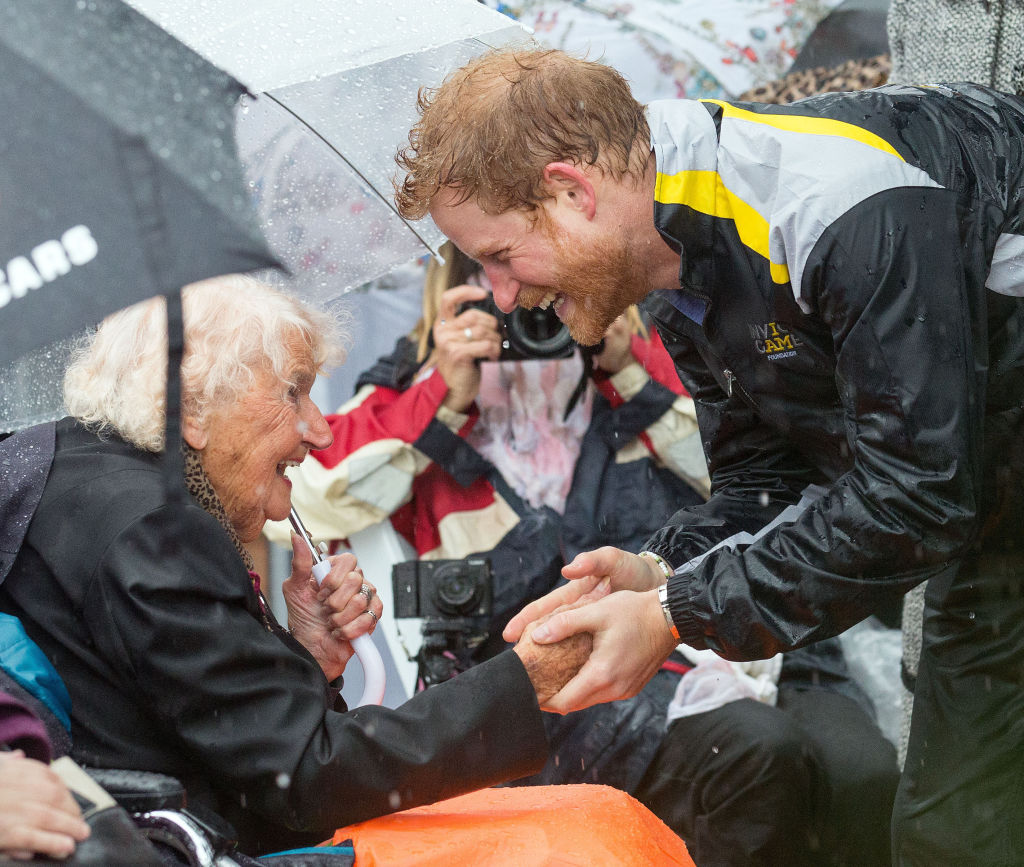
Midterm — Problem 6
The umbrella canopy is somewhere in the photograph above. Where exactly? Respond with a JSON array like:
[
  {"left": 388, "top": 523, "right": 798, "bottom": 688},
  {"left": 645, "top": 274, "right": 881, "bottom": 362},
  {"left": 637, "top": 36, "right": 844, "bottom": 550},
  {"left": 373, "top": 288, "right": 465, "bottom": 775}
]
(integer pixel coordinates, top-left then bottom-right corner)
[
  {"left": 127, "top": 0, "right": 529, "bottom": 304},
  {"left": 0, "top": 0, "right": 279, "bottom": 430},
  {"left": 494, "top": 0, "right": 848, "bottom": 102},
  {"left": 0, "top": 0, "right": 277, "bottom": 367}
]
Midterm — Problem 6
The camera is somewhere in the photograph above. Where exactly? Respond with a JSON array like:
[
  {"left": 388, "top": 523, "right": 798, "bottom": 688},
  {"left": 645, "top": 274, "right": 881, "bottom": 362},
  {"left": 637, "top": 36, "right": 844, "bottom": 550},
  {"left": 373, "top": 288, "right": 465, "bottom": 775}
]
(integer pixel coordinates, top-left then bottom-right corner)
[
  {"left": 392, "top": 558, "right": 494, "bottom": 689},
  {"left": 392, "top": 557, "right": 493, "bottom": 619},
  {"left": 459, "top": 295, "right": 576, "bottom": 361}
]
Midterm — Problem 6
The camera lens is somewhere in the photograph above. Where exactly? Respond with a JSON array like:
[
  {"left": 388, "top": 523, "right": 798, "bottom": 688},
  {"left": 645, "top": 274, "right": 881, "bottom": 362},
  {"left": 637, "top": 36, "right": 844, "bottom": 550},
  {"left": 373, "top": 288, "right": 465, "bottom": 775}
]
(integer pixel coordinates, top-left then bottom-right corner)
[
  {"left": 434, "top": 563, "right": 482, "bottom": 616},
  {"left": 505, "top": 306, "right": 574, "bottom": 359}
]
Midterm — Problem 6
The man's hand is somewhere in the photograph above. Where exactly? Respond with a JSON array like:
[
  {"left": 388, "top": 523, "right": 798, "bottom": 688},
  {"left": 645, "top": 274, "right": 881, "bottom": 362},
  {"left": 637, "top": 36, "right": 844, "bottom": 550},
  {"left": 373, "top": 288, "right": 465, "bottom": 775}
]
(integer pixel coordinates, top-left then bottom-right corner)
[
  {"left": 503, "top": 546, "right": 666, "bottom": 643},
  {"left": 0, "top": 751, "right": 90, "bottom": 861},
  {"left": 523, "top": 588, "right": 679, "bottom": 714},
  {"left": 512, "top": 602, "right": 594, "bottom": 705},
  {"left": 433, "top": 284, "right": 503, "bottom": 412},
  {"left": 282, "top": 534, "right": 383, "bottom": 681}
]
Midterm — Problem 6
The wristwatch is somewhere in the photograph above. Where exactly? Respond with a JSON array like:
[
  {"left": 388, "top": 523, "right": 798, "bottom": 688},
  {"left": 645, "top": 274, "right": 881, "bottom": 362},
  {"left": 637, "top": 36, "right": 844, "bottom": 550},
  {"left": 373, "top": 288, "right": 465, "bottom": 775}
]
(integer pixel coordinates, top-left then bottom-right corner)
[
  {"left": 657, "top": 581, "right": 680, "bottom": 641},
  {"left": 639, "top": 551, "right": 680, "bottom": 640}
]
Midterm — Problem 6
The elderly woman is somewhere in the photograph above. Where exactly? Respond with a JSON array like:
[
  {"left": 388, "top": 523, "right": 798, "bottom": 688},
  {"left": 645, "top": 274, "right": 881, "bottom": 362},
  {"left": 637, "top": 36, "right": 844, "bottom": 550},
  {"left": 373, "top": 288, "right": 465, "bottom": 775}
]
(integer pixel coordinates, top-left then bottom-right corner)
[{"left": 0, "top": 275, "right": 578, "bottom": 855}]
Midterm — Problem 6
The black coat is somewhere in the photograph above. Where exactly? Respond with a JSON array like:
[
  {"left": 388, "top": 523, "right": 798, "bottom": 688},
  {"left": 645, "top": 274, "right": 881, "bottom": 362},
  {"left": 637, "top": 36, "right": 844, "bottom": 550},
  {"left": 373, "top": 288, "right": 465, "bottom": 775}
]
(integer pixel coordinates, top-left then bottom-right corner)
[
  {"left": 0, "top": 418, "right": 547, "bottom": 854},
  {"left": 641, "top": 84, "right": 1024, "bottom": 862},
  {"left": 642, "top": 84, "right": 1024, "bottom": 655}
]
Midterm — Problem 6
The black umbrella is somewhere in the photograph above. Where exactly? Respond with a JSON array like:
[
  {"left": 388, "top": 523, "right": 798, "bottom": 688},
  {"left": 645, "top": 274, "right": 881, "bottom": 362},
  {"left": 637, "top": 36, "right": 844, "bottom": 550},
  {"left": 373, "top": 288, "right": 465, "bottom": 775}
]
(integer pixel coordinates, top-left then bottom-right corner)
[
  {"left": 0, "top": 0, "right": 279, "bottom": 375},
  {"left": 0, "top": 0, "right": 281, "bottom": 511}
]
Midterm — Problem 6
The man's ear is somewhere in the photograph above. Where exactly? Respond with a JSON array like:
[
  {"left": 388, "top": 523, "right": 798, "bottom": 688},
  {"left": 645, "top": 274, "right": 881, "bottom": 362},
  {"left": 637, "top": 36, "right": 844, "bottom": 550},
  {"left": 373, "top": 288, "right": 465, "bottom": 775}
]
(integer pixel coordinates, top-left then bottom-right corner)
[
  {"left": 542, "top": 162, "right": 597, "bottom": 220},
  {"left": 182, "top": 415, "right": 208, "bottom": 450}
]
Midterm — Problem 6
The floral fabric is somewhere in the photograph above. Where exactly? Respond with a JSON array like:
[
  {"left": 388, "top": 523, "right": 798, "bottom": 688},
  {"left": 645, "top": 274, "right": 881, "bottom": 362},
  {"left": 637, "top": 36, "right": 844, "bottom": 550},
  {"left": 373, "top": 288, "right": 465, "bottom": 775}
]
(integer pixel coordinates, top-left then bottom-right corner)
[
  {"left": 469, "top": 355, "right": 593, "bottom": 515},
  {"left": 488, "top": 0, "right": 844, "bottom": 101}
]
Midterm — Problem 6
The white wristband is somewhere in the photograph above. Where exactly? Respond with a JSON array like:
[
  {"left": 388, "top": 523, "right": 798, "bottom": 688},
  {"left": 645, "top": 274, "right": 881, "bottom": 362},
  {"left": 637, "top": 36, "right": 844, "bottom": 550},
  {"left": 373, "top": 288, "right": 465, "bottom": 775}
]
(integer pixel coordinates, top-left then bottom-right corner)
[{"left": 638, "top": 550, "right": 673, "bottom": 580}]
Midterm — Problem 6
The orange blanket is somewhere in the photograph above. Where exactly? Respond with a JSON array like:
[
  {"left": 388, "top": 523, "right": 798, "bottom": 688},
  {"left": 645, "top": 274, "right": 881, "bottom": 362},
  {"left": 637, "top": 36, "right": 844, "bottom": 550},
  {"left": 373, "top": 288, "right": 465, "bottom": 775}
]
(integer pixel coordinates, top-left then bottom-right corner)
[{"left": 331, "top": 784, "right": 695, "bottom": 866}]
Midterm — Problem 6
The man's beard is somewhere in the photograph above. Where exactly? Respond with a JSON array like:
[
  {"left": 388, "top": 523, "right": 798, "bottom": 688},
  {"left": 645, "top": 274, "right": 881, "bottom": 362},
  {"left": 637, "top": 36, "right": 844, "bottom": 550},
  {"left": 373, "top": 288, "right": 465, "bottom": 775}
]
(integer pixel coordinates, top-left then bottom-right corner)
[{"left": 520, "top": 222, "right": 645, "bottom": 346}]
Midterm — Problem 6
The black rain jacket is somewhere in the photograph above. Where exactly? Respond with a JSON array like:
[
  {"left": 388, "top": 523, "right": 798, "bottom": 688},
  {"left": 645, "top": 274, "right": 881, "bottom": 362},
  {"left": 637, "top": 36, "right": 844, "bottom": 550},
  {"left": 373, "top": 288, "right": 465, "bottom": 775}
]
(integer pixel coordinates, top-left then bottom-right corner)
[{"left": 641, "top": 83, "right": 1024, "bottom": 659}]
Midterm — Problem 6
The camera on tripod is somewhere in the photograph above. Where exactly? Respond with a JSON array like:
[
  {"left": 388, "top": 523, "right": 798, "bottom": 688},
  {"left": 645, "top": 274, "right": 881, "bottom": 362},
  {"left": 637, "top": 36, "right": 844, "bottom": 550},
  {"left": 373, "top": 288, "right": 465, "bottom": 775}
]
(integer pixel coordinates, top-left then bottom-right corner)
[
  {"left": 392, "top": 557, "right": 493, "bottom": 620},
  {"left": 459, "top": 295, "right": 576, "bottom": 361},
  {"left": 392, "top": 557, "right": 494, "bottom": 689}
]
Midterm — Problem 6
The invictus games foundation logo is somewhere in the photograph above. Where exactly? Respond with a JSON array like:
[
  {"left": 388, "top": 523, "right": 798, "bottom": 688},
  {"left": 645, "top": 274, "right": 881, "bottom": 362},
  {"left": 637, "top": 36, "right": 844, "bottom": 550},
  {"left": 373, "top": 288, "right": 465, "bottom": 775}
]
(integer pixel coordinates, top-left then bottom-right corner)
[{"left": 750, "top": 321, "right": 803, "bottom": 360}]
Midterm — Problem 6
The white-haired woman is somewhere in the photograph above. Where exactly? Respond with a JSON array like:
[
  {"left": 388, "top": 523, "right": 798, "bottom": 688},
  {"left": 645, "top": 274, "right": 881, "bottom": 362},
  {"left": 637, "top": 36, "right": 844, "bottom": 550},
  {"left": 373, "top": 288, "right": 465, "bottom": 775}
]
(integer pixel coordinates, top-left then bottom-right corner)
[{"left": 0, "top": 275, "right": 580, "bottom": 855}]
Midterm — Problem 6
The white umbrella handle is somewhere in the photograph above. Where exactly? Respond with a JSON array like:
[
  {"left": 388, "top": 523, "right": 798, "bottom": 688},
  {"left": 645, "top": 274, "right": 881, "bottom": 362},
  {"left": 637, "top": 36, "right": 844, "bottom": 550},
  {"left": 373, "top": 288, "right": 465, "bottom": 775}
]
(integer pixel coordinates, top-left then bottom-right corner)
[
  {"left": 310, "top": 557, "right": 386, "bottom": 707},
  {"left": 295, "top": 511, "right": 386, "bottom": 707}
]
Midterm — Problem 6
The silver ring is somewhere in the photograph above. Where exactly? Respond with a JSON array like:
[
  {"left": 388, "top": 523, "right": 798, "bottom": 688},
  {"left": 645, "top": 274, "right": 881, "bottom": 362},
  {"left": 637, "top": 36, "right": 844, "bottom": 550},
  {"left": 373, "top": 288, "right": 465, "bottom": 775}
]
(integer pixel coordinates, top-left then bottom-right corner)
[
  {"left": 363, "top": 608, "right": 379, "bottom": 625},
  {"left": 358, "top": 583, "right": 375, "bottom": 604},
  {"left": 464, "top": 326, "right": 473, "bottom": 340}
]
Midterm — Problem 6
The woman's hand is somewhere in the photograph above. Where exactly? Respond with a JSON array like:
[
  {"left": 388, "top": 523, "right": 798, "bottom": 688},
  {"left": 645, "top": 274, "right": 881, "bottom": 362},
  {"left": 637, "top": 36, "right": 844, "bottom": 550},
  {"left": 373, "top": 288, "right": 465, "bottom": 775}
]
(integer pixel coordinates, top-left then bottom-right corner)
[
  {"left": 512, "top": 595, "right": 594, "bottom": 705},
  {"left": 519, "top": 587, "right": 679, "bottom": 714},
  {"left": 432, "top": 284, "right": 503, "bottom": 412},
  {"left": 0, "top": 751, "right": 90, "bottom": 861},
  {"left": 282, "top": 533, "right": 383, "bottom": 681},
  {"left": 503, "top": 546, "right": 666, "bottom": 643}
]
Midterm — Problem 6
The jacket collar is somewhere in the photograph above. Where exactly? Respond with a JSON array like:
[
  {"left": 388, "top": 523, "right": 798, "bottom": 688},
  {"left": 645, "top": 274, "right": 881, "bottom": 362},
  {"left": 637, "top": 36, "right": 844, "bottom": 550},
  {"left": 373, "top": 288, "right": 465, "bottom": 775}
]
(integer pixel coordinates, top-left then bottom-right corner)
[{"left": 647, "top": 100, "right": 721, "bottom": 326}]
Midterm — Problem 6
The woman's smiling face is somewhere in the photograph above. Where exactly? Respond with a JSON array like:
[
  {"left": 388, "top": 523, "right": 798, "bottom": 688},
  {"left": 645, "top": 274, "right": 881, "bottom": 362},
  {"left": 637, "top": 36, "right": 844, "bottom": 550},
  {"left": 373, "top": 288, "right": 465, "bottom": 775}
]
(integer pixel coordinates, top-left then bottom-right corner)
[{"left": 186, "top": 332, "right": 332, "bottom": 542}]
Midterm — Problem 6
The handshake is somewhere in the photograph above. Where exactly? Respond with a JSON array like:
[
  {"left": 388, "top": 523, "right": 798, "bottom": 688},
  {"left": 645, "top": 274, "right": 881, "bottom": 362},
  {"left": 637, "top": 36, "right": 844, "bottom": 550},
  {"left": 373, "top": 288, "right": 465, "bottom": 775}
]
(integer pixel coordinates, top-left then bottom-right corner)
[
  {"left": 513, "top": 598, "right": 596, "bottom": 708},
  {"left": 506, "top": 547, "right": 679, "bottom": 714}
]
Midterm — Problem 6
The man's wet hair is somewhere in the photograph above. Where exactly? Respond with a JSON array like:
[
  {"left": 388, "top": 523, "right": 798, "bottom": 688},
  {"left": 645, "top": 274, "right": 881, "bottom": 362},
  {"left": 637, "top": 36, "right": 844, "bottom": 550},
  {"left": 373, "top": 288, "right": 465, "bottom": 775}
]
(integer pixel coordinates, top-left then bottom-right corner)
[{"left": 395, "top": 46, "right": 650, "bottom": 219}]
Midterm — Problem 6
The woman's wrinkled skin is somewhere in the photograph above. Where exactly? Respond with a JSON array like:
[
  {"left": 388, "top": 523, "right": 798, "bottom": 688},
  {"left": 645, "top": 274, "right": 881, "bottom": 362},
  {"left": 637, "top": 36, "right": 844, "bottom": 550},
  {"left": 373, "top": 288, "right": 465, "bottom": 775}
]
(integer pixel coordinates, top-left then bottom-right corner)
[
  {"left": 183, "top": 330, "right": 383, "bottom": 682},
  {"left": 183, "top": 333, "right": 332, "bottom": 543},
  {"left": 284, "top": 540, "right": 383, "bottom": 682}
]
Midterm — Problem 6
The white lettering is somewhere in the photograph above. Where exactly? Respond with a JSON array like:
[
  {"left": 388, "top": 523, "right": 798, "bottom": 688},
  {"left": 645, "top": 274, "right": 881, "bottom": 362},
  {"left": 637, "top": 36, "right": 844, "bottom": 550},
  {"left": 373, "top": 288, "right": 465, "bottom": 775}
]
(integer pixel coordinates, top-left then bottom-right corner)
[
  {"left": 6, "top": 256, "right": 43, "bottom": 298},
  {"left": 31, "top": 240, "right": 72, "bottom": 282},
  {"left": 1, "top": 225, "right": 99, "bottom": 309},
  {"left": 61, "top": 225, "right": 98, "bottom": 266}
]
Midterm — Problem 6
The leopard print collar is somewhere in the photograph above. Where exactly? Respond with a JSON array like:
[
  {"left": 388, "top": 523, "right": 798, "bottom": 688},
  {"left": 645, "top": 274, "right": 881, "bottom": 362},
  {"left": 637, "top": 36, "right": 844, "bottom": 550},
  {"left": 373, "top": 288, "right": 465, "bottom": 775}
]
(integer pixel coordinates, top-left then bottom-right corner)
[{"left": 182, "top": 444, "right": 255, "bottom": 573}]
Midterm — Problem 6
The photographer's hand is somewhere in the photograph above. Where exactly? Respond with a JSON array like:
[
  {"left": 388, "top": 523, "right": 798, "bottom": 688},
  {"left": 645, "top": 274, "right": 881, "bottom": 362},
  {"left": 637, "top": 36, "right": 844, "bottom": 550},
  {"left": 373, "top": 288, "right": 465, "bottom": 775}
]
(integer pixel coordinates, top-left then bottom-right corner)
[
  {"left": 433, "top": 284, "right": 502, "bottom": 412},
  {"left": 593, "top": 314, "right": 635, "bottom": 374},
  {"left": 283, "top": 533, "right": 383, "bottom": 681}
]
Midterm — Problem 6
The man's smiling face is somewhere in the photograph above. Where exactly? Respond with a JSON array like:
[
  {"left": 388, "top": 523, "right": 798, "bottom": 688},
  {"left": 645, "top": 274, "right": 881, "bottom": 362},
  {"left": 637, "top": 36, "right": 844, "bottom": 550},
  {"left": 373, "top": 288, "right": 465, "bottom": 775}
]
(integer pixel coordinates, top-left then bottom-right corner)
[{"left": 430, "top": 188, "right": 643, "bottom": 346}]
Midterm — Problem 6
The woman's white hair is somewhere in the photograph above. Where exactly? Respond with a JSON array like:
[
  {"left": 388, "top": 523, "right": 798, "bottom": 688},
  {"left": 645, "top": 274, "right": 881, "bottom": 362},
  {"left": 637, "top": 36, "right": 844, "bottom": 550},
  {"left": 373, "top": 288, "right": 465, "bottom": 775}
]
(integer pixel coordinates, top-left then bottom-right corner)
[{"left": 64, "top": 274, "right": 346, "bottom": 451}]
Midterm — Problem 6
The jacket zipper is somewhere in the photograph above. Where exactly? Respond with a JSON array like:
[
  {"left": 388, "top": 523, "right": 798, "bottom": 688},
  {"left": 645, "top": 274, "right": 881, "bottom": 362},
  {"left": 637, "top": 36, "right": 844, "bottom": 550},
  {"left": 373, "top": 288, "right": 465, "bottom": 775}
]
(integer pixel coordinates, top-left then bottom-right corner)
[
  {"left": 657, "top": 283, "right": 751, "bottom": 403},
  {"left": 723, "top": 367, "right": 758, "bottom": 407}
]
